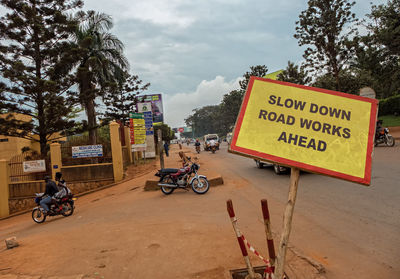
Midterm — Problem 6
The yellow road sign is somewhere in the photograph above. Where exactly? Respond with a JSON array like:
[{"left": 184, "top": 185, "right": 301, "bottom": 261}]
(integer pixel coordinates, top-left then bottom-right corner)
[{"left": 230, "top": 77, "right": 378, "bottom": 185}]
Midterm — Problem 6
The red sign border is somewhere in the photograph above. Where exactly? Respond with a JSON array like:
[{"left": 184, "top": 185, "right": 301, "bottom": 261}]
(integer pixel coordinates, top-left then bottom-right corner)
[{"left": 230, "top": 77, "right": 379, "bottom": 186}]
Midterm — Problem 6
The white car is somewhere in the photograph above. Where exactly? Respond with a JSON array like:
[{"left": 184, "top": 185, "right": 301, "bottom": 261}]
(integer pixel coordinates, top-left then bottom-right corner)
[{"left": 254, "top": 160, "right": 289, "bottom": 175}]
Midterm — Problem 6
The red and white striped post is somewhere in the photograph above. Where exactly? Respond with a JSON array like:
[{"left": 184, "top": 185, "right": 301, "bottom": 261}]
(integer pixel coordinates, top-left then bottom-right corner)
[
  {"left": 261, "top": 199, "right": 276, "bottom": 267},
  {"left": 227, "top": 199, "right": 258, "bottom": 279}
]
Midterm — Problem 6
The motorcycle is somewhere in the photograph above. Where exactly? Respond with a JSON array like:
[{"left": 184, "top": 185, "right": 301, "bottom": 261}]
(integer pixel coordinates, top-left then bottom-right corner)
[
  {"left": 375, "top": 125, "right": 395, "bottom": 147},
  {"left": 32, "top": 193, "right": 76, "bottom": 223},
  {"left": 155, "top": 157, "right": 209, "bottom": 195},
  {"left": 211, "top": 145, "right": 216, "bottom": 153},
  {"left": 195, "top": 145, "right": 201, "bottom": 154}
]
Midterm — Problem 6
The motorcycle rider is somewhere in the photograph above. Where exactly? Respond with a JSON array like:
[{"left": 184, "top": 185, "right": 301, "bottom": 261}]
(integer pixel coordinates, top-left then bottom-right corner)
[
  {"left": 376, "top": 119, "right": 383, "bottom": 139},
  {"left": 54, "top": 172, "right": 71, "bottom": 199},
  {"left": 209, "top": 138, "right": 217, "bottom": 152},
  {"left": 40, "top": 176, "right": 59, "bottom": 215},
  {"left": 195, "top": 139, "right": 201, "bottom": 152}
]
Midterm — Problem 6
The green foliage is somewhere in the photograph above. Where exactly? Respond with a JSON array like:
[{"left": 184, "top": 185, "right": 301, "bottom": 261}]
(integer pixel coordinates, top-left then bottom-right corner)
[
  {"left": 277, "top": 61, "right": 311, "bottom": 85},
  {"left": 379, "top": 95, "right": 400, "bottom": 116},
  {"left": 367, "top": 0, "right": 400, "bottom": 57},
  {"left": 154, "top": 124, "right": 176, "bottom": 142},
  {"left": 377, "top": 114, "right": 400, "bottom": 127},
  {"left": 239, "top": 65, "right": 268, "bottom": 91},
  {"left": 349, "top": 1, "right": 400, "bottom": 99},
  {"left": 102, "top": 73, "right": 150, "bottom": 125},
  {"left": 0, "top": 0, "right": 83, "bottom": 156},
  {"left": 73, "top": 10, "right": 129, "bottom": 144},
  {"left": 294, "top": 0, "right": 357, "bottom": 91}
]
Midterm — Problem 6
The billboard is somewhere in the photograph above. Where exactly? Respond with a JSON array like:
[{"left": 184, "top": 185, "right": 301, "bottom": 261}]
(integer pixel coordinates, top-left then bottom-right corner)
[
  {"left": 136, "top": 94, "right": 164, "bottom": 124},
  {"left": 230, "top": 77, "right": 378, "bottom": 185}
]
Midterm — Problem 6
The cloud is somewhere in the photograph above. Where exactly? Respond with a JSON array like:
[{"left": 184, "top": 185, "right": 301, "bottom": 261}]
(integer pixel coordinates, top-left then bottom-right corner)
[{"left": 163, "top": 76, "right": 241, "bottom": 128}]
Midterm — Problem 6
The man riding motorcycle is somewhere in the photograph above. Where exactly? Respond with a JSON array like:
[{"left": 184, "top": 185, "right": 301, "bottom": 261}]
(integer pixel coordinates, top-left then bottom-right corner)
[
  {"left": 40, "top": 176, "right": 59, "bottom": 215},
  {"left": 195, "top": 139, "right": 201, "bottom": 153}
]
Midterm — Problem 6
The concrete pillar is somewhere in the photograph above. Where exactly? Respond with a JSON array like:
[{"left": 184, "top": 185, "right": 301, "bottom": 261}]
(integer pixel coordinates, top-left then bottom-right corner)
[
  {"left": 110, "top": 121, "right": 124, "bottom": 182},
  {"left": 124, "top": 126, "right": 133, "bottom": 163},
  {"left": 0, "top": 159, "right": 10, "bottom": 218},
  {"left": 50, "top": 143, "right": 62, "bottom": 180}
]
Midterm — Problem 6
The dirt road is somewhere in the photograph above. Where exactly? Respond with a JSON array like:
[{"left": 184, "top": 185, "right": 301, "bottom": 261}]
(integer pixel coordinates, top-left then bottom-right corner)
[
  {"left": 1, "top": 142, "right": 399, "bottom": 279},
  {"left": 0, "top": 146, "right": 321, "bottom": 279}
]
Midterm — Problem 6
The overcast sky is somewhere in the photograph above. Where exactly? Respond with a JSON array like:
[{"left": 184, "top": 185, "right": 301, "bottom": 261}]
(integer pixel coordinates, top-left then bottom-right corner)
[{"left": 1, "top": 0, "right": 385, "bottom": 128}]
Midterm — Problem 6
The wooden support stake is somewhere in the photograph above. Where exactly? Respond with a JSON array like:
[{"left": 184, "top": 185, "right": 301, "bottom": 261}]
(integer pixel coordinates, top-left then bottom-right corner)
[
  {"left": 226, "top": 199, "right": 259, "bottom": 279},
  {"left": 261, "top": 199, "right": 276, "bottom": 268},
  {"left": 157, "top": 129, "right": 164, "bottom": 169},
  {"left": 274, "top": 167, "right": 300, "bottom": 279}
]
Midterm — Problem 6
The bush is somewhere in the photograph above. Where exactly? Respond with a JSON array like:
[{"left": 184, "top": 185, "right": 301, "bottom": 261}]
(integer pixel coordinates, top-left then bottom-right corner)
[{"left": 378, "top": 95, "right": 400, "bottom": 116}]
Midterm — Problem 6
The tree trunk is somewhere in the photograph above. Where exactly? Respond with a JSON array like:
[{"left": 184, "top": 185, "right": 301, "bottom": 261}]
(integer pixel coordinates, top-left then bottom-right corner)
[{"left": 86, "top": 98, "right": 97, "bottom": 145}]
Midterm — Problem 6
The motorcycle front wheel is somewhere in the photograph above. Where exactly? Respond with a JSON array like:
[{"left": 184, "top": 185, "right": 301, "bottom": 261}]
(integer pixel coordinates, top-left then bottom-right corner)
[
  {"left": 61, "top": 201, "right": 74, "bottom": 217},
  {"left": 32, "top": 208, "right": 46, "bottom": 223},
  {"left": 385, "top": 135, "right": 395, "bottom": 147},
  {"left": 191, "top": 177, "right": 209, "bottom": 194},
  {"left": 161, "top": 176, "right": 175, "bottom": 195}
]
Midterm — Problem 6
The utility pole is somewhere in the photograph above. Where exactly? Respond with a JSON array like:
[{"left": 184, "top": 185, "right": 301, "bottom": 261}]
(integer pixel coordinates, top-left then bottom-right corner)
[{"left": 157, "top": 129, "right": 164, "bottom": 169}]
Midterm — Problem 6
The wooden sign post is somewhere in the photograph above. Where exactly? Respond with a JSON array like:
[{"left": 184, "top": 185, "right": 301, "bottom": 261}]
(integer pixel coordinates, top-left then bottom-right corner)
[
  {"left": 229, "top": 77, "right": 378, "bottom": 277},
  {"left": 275, "top": 167, "right": 300, "bottom": 279}
]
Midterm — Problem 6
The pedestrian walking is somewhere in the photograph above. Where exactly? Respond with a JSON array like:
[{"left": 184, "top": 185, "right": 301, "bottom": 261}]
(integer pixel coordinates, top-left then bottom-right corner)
[{"left": 164, "top": 141, "right": 170, "bottom": 157}]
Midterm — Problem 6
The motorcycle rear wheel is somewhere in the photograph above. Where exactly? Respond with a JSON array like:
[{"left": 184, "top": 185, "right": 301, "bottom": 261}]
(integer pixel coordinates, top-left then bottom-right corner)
[
  {"left": 385, "top": 135, "right": 395, "bottom": 147},
  {"left": 32, "top": 208, "right": 46, "bottom": 223},
  {"left": 61, "top": 201, "right": 74, "bottom": 217},
  {"left": 191, "top": 177, "right": 209, "bottom": 194},
  {"left": 161, "top": 176, "right": 175, "bottom": 195}
]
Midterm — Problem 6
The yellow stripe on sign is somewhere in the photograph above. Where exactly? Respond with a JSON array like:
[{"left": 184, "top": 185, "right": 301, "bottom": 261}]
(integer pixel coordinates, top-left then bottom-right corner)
[{"left": 263, "top": 70, "right": 284, "bottom": 80}]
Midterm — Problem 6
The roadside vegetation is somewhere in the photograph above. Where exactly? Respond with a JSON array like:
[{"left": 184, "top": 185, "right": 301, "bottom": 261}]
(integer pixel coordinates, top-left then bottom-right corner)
[
  {"left": 0, "top": 0, "right": 151, "bottom": 156},
  {"left": 185, "top": 0, "right": 400, "bottom": 137}
]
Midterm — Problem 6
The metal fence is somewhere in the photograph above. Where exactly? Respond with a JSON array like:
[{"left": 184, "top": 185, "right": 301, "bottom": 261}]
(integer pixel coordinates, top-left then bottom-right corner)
[
  {"left": 61, "top": 128, "right": 112, "bottom": 166},
  {"left": 8, "top": 152, "right": 51, "bottom": 183}
]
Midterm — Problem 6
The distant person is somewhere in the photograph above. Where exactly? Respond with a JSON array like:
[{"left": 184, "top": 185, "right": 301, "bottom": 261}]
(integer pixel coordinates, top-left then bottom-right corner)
[{"left": 164, "top": 141, "right": 170, "bottom": 157}]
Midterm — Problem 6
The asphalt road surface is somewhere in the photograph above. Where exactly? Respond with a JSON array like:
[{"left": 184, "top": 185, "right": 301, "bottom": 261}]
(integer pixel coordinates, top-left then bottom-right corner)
[{"left": 203, "top": 142, "right": 400, "bottom": 278}]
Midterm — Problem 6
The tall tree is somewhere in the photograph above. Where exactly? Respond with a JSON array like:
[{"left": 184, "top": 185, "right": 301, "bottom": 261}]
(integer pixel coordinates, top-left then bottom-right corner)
[
  {"left": 349, "top": 0, "right": 400, "bottom": 98},
  {"left": 294, "top": 0, "right": 358, "bottom": 91},
  {"left": 0, "top": 0, "right": 83, "bottom": 156},
  {"left": 74, "top": 10, "right": 129, "bottom": 144},
  {"left": 277, "top": 61, "right": 311, "bottom": 85},
  {"left": 367, "top": 0, "right": 400, "bottom": 57},
  {"left": 102, "top": 73, "right": 150, "bottom": 126}
]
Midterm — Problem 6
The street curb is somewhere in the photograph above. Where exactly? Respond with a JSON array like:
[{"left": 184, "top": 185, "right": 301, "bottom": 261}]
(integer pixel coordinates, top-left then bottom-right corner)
[{"left": 144, "top": 175, "right": 224, "bottom": 191}]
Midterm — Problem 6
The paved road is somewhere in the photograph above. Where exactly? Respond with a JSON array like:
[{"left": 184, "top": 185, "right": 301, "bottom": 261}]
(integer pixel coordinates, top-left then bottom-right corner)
[{"left": 202, "top": 142, "right": 400, "bottom": 278}]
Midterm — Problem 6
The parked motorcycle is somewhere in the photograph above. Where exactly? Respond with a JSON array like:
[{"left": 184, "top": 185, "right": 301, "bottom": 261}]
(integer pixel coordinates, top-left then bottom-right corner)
[
  {"left": 32, "top": 193, "right": 76, "bottom": 223},
  {"left": 375, "top": 121, "right": 395, "bottom": 147},
  {"left": 155, "top": 157, "right": 209, "bottom": 195}
]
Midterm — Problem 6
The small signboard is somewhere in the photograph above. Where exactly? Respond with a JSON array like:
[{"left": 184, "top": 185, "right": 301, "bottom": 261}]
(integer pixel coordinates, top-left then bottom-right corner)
[
  {"left": 230, "top": 77, "right": 378, "bottom": 185},
  {"left": 23, "top": 160, "right": 46, "bottom": 173},
  {"left": 143, "top": 111, "right": 154, "bottom": 135},
  {"left": 72, "top": 145, "right": 103, "bottom": 158},
  {"left": 130, "top": 112, "right": 147, "bottom": 147}
]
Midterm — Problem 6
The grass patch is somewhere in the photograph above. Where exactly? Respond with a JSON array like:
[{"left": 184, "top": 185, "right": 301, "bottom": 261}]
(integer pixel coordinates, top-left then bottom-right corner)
[{"left": 378, "top": 115, "right": 400, "bottom": 127}]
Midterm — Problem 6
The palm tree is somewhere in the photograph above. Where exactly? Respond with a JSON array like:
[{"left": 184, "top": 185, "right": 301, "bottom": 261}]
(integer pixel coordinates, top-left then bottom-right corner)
[{"left": 74, "top": 11, "right": 129, "bottom": 144}]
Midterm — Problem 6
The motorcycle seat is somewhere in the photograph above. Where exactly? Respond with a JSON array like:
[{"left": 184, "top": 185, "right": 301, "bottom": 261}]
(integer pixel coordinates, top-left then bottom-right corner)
[{"left": 160, "top": 168, "right": 179, "bottom": 174}]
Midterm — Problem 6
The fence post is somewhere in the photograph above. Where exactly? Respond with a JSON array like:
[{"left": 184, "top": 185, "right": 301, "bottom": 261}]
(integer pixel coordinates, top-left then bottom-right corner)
[
  {"left": 50, "top": 143, "right": 62, "bottom": 180},
  {"left": 124, "top": 126, "right": 133, "bottom": 163},
  {"left": 0, "top": 159, "right": 10, "bottom": 218},
  {"left": 110, "top": 121, "right": 124, "bottom": 182}
]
